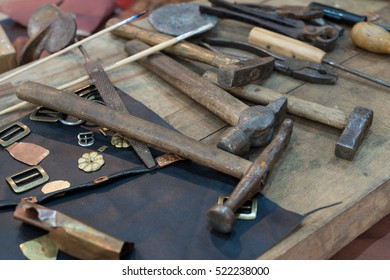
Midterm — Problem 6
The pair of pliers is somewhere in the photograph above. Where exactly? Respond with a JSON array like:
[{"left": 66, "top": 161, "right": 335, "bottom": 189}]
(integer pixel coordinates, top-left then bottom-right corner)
[{"left": 202, "top": 38, "right": 338, "bottom": 84}]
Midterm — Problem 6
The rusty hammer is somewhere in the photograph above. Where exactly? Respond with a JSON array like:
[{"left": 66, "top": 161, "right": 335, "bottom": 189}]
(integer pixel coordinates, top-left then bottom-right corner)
[
  {"left": 203, "top": 71, "right": 373, "bottom": 160},
  {"left": 125, "top": 39, "right": 287, "bottom": 155},
  {"left": 106, "top": 18, "right": 274, "bottom": 88},
  {"left": 16, "top": 81, "right": 293, "bottom": 233}
]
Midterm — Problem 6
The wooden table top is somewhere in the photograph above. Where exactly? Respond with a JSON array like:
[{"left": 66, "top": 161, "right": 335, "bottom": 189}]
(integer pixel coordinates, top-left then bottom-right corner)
[{"left": 0, "top": 0, "right": 389, "bottom": 259}]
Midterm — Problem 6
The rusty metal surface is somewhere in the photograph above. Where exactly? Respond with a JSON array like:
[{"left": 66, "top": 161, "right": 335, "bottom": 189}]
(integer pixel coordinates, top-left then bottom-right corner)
[
  {"left": 207, "top": 118, "right": 293, "bottom": 233},
  {"left": 13, "top": 200, "right": 134, "bottom": 260},
  {"left": 149, "top": 3, "right": 218, "bottom": 36}
]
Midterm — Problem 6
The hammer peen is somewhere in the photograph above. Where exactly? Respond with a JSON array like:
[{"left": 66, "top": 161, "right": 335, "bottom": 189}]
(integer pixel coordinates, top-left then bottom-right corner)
[
  {"left": 16, "top": 81, "right": 293, "bottom": 233},
  {"left": 106, "top": 18, "right": 274, "bottom": 88},
  {"left": 125, "top": 39, "right": 287, "bottom": 155}
]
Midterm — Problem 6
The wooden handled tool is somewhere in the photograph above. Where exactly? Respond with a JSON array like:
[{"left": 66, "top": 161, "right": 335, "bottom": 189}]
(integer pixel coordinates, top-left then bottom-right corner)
[
  {"left": 204, "top": 71, "right": 373, "bottom": 160},
  {"left": 126, "top": 39, "right": 287, "bottom": 155},
  {"left": 351, "top": 22, "right": 390, "bottom": 54},
  {"left": 16, "top": 81, "right": 292, "bottom": 233},
  {"left": 249, "top": 27, "right": 390, "bottom": 87},
  {"left": 107, "top": 18, "right": 274, "bottom": 88}
]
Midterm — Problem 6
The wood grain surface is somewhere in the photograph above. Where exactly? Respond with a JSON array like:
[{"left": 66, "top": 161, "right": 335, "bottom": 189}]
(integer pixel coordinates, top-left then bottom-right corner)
[{"left": 0, "top": 0, "right": 389, "bottom": 259}]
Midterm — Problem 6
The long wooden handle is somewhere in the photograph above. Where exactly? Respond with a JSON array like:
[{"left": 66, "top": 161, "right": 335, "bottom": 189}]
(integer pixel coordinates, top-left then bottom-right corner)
[
  {"left": 203, "top": 71, "right": 348, "bottom": 129},
  {"left": 125, "top": 40, "right": 249, "bottom": 126},
  {"left": 107, "top": 18, "right": 237, "bottom": 67},
  {"left": 16, "top": 81, "right": 252, "bottom": 179},
  {"left": 351, "top": 22, "right": 390, "bottom": 54},
  {"left": 248, "top": 27, "right": 327, "bottom": 63}
]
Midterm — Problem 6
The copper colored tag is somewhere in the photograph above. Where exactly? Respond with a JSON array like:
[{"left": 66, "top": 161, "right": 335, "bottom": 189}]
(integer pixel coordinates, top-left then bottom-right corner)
[
  {"left": 41, "top": 180, "right": 71, "bottom": 194},
  {"left": 5, "top": 142, "right": 50, "bottom": 165}
]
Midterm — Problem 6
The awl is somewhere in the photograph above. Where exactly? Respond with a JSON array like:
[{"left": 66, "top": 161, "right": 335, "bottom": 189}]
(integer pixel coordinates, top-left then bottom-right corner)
[{"left": 249, "top": 27, "right": 390, "bottom": 88}]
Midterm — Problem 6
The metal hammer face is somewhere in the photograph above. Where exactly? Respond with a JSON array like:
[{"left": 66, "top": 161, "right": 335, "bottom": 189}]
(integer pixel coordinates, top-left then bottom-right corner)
[
  {"left": 335, "top": 106, "right": 373, "bottom": 160},
  {"left": 218, "top": 97, "right": 288, "bottom": 155},
  {"left": 217, "top": 57, "right": 275, "bottom": 88}
]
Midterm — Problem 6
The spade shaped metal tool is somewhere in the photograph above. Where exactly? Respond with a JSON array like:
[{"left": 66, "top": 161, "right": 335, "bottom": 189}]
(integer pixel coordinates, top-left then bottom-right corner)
[{"left": 18, "top": 2, "right": 77, "bottom": 66}]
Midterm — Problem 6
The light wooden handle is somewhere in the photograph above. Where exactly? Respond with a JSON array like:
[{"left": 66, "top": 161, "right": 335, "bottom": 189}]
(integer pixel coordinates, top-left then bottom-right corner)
[
  {"left": 248, "top": 27, "right": 326, "bottom": 63},
  {"left": 351, "top": 22, "right": 390, "bottom": 54}
]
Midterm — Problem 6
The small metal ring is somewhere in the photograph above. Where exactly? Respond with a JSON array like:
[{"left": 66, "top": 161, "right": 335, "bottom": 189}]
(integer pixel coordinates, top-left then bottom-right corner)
[{"left": 59, "top": 113, "right": 85, "bottom": 126}]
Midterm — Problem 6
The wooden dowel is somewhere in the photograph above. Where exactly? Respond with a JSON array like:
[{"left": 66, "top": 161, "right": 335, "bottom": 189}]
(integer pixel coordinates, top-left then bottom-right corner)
[{"left": 0, "top": 23, "right": 214, "bottom": 116}]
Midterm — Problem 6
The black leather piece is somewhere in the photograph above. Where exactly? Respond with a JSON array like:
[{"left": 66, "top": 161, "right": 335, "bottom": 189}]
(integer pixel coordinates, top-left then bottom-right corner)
[{"left": 0, "top": 87, "right": 305, "bottom": 259}]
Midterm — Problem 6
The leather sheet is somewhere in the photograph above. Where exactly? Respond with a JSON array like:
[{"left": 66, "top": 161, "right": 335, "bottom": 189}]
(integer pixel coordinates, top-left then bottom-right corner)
[{"left": 0, "top": 88, "right": 304, "bottom": 259}]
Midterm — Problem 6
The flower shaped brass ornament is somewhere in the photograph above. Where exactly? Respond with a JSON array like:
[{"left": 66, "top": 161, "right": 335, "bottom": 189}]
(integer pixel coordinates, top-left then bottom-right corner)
[
  {"left": 78, "top": 151, "right": 104, "bottom": 172},
  {"left": 111, "top": 133, "right": 130, "bottom": 148}
]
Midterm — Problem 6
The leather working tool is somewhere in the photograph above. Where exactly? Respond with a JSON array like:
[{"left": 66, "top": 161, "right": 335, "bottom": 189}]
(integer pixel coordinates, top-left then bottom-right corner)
[
  {"left": 204, "top": 71, "right": 373, "bottom": 161},
  {"left": 16, "top": 81, "right": 293, "bottom": 233},
  {"left": 78, "top": 45, "right": 156, "bottom": 168},
  {"left": 125, "top": 40, "right": 286, "bottom": 155},
  {"left": 249, "top": 26, "right": 390, "bottom": 88},
  {"left": 351, "top": 22, "right": 390, "bottom": 54},
  {"left": 202, "top": 38, "right": 338, "bottom": 84},
  {"left": 18, "top": 2, "right": 77, "bottom": 66},
  {"left": 107, "top": 18, "right": 274, "bottom": 88},
  {"left": 201, "top": 0, "right": 339, "bottom": 51}
]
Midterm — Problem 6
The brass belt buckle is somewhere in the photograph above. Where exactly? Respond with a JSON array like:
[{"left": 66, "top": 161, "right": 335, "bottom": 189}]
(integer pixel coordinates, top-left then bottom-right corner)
[
  {"left": 217, "top": 196, "right": 258, "bottom": 220},
  {"left": 0, "top": 122, "right": 31, "bottom": 147},
  {"left": 6, "top": 166, "right": 49, "bottom": 193},
  {"left": 30, "top": 106, "right": 60, "bottom": 123}
]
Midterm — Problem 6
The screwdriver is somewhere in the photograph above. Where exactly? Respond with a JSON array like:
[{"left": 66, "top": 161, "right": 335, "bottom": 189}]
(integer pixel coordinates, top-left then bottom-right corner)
[{"left": 248, "top": 27, "right": 390, "bottom": 88}]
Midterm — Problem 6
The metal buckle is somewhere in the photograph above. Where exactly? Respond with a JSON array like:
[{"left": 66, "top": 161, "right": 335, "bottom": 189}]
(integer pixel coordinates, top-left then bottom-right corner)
[
  {"left": 30, "top": 106, "right": 60, "bottom": 123},
  {"left": 217, "top": 196, "right": 258, "bottom": 220},
  {"left": 0, "top": 122, "right": 31, "bottom": 147},
  {"left": 6, "top": 166, "right": 49, "bottom": 193},
  {"left": 78, "top": 132, "right": 95, "bottom": 147}
]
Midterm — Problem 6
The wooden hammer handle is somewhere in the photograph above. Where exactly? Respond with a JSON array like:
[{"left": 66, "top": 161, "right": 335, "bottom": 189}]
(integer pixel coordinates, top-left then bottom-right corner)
[
  {"left": 125, "top": 40, "right": 249, "bottom": 126},
  {"left": 107, "top": 18, "right": 237, "bottom": 67},
  {"left": 203, "top": 71, "right": 348, "bottom": 129},
  {"left": 16, "top": 81, "right": 252, "bottom": 179}
]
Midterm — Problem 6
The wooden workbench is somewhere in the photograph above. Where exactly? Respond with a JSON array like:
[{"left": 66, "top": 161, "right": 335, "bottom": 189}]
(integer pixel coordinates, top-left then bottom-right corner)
[{"left": 0, "top": 0, "right": 389, "bottom": 259}]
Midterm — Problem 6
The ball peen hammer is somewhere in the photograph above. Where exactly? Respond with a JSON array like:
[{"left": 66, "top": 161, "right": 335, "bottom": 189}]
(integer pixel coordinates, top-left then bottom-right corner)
[
  {"left": 16, "top": 81, "right": 293, "bottom": 233},
  {"left": 203, "top": 71, "right": 373, "bottom": 160},
  {"left": 125, "top": 39, "right": 286, "bottom": 155},
  {"left": 106, "top": 18, "right": 274, "bottom": 88}
]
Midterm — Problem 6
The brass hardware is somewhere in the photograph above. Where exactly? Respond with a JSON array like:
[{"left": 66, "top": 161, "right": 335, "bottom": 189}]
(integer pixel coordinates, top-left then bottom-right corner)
[
  {"left": 77, "top": 131, "right": 95, "bottom": 147},
  {"left": 6, "top": 165, "right": 49, "bottom": 193},
  {"left": 30, "top": 106, "right": 60, "bottom": 122},
  {"left": 41, "top": 180, "right": 71, "bottom": 194},
  {"left": 99, "top": 128, "right": 109, "bottom": 137},
  {"left": 78, "top": 151, "right": 105, "bottom": 172},
  {"left": 19, "top": 234, "right": 58, "bottom": 260},
  {"left": 111, "top": 133, "right": 130, "bottom": 148},
  {"left": 217, "top": 196, "right": 258, "bottom": 220},
  {"left": 0, "top": 122, "right": 30, "bottom": 147},
  {"left": 97, "top": 145, "right": 108, "bottom": 153}
]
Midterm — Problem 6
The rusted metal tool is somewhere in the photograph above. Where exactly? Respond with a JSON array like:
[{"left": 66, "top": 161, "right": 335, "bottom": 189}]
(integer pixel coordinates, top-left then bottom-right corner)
[
  {"left": 202, "top": 38, "right": 338, "bottom": 84},
  {"left": 16, "top": 81, "right": 293, "bottom": 233},
  {"left": 202, "top": 0, "right": 339, "bottom": 51},
  {"left": 14, "top": 200, "right": 133, "bottom": 259},
  {"left": 241, "top": 4, "right": 323, "bottom": 20},
  {"left": 18, "top": 2, "right": 77, "bottom": 66},
  {"left": 107, "top": 18, "right": 274, "bottom": 88},
  {"left": 125, "top": 40, "right": 286, "bottom": 155},
  {"left": 204, "top": 71, "right": 373, "bottom": 160}
]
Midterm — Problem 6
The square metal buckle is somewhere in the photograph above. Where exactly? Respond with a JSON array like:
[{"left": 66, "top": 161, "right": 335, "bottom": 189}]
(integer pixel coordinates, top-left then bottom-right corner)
[
  {"left": 0, "top": 122, "right": 30, "bottom": 147},
  {"left": 217, "top": 196, "right": 258, "bottom": 220},
  {"left": 6, "top": 166, "right": 49, "bottom": 193},
  {"left": 30, "top": 106, "right": 60, "bottom": 123}
]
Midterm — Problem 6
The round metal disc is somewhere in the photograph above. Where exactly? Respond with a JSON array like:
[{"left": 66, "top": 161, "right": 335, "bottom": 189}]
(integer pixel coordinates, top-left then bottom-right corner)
[{"left": 149, "top": 3, "right": 218, "bottom": 36}]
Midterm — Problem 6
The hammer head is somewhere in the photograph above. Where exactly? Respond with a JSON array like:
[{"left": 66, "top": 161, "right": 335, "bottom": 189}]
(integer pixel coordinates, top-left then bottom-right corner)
[
  {"left": 217, "top": 98, "right": 288, "bottom": 155},
  {"left": 335, "top": 106, "right": 373, "bottom": 160},
  {"left": 217, "top": 57, "right": 275, "bottom": 88}
]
